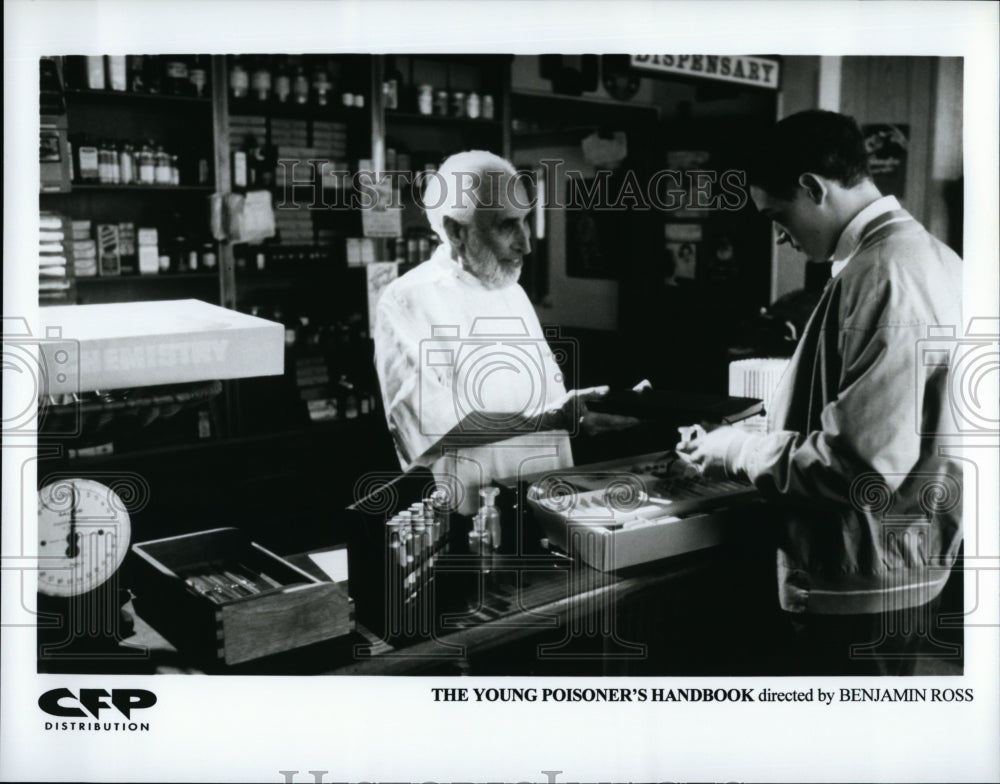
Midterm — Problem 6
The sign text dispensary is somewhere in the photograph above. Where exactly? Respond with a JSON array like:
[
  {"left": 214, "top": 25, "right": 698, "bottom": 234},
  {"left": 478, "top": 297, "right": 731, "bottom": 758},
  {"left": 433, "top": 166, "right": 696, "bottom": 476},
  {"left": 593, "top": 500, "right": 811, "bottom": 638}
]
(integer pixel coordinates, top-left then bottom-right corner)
[{"left": 632, "top": 55, "right": 780, "bottom": 90}]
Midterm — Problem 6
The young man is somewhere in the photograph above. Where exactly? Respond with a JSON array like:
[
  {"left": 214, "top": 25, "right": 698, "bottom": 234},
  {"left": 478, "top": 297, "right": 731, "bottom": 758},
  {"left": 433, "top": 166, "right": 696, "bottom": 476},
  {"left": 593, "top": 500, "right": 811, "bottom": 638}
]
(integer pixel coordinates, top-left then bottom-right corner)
[
  {"left": 374, "top": 151, "right": 626, "bottom": 516},
  {"left": 678, "top": 110, "right": 963, "bottom": 674}
]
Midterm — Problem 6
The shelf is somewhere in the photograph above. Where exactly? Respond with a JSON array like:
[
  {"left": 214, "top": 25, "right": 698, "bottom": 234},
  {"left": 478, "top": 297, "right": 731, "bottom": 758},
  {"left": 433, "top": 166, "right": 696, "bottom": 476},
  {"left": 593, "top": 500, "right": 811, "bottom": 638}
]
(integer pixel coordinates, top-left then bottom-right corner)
[
  {"left": 65, "top": 184, "right": 215, "bottom": 193},
  {"left": 75, "top": 273, "right": 219, "bottom": 284},
  {"left": 228, "top": 98, "right": 365, "bottom": 123},
  {"left": 386, "top": 111, "right": 502, "bottom": 128},
  {"left": 64, "top": 415, "right": 381, "bottom": 465},
  {"left": 65, "top": 88, "right": 213, "bottom": 106}
]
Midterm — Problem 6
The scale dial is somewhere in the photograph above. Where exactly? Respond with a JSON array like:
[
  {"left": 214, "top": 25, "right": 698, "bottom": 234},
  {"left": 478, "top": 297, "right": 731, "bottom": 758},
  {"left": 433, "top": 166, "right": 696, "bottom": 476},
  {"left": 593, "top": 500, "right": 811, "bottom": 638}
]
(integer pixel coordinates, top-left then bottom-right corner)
[{"left": 37, "top": 478, "right": 131, "bottom": 598}]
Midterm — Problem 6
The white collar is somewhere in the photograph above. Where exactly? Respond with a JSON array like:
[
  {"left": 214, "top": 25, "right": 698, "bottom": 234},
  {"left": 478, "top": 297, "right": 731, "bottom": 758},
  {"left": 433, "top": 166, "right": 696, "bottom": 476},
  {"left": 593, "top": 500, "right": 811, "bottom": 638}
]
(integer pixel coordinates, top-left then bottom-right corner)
[{"left": 829, "top": 195, "right": 903, "bottom": 278}]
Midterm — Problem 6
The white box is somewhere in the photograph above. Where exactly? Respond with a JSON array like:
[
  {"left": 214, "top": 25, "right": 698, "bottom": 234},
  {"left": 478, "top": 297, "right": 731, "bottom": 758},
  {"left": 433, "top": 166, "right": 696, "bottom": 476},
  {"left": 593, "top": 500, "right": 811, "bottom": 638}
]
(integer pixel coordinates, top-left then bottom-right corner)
[
  {"left": 534, "top": 506, "right": 745, "bottom": 572},
  {"left": 38, "top": 299, "right": 284, "bottom": 394},
  {"left": 138, "top": 245, "right": 160, "bottom": 275}
]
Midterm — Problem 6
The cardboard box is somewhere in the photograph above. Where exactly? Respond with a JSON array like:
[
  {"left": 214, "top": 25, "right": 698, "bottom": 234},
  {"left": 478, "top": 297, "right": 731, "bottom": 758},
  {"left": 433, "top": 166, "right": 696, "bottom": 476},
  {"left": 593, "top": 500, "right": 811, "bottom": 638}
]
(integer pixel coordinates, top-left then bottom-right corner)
[
  {"left": 138, "top": 245, "right": 160, "bottom": 275},
  {"left": 38, "top": 298, "right": 284, "bottom": 394},
  {"left": 96, "top": 223, "right": 121, "bottom": 275},
  {"left": 131, "top": 527, "right": 354, "bottom": 666},
  {"left": 517, "top": 452, "right": 762, "bottom": 572}
]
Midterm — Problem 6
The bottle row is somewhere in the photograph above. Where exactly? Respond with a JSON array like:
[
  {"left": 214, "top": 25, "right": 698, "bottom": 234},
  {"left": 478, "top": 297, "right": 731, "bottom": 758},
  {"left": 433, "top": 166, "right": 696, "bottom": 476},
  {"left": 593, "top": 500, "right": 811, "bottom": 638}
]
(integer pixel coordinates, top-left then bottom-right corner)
[
  {"left": 62, "top": 55, "right": 212, "bottom": 98},
  {"left": 381, "top": 57, "right": 496, "bottom": 119},
  {"left": 69, "top": 136, "right": 211, "bottom": 187},
  {"left": 228, "top": 55, "right": 367, "bottom": 109}
]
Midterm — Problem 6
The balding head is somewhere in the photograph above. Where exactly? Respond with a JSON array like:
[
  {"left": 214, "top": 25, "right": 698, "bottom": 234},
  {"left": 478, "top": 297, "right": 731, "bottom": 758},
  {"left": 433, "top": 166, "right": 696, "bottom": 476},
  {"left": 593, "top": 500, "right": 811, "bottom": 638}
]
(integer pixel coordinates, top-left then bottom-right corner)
[{"left": 420, "top": 151, "right": 533, "bottom": 290}]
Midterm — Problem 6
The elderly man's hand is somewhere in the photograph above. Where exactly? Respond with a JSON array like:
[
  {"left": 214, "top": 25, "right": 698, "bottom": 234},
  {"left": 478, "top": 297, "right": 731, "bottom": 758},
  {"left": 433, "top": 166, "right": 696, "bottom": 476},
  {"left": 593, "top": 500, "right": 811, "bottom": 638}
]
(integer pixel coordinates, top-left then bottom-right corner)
[
  {"left": 546, "top": 386, "right": 640, "bottom": 435},
  {"left": 675, "top": 424, "right": 756, "bottom": 479}
]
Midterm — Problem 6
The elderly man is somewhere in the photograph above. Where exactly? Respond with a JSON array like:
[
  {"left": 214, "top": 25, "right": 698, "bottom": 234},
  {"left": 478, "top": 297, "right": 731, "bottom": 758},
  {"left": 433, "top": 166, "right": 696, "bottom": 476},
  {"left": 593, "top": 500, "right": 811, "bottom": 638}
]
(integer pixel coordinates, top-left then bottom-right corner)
[
  {"left": 374, "top": 150, "right": 621, "bottom": 517},
  {"left": 678, "top": 111, "right": 963, "bottom": 674}
]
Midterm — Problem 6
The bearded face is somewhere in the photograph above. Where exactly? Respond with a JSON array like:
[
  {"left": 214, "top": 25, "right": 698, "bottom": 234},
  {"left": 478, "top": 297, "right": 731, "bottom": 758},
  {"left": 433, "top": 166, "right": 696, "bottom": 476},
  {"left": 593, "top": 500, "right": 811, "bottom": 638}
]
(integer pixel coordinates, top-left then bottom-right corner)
[{"left": 459, "top": 178, "right": 532, "bottom": 290}]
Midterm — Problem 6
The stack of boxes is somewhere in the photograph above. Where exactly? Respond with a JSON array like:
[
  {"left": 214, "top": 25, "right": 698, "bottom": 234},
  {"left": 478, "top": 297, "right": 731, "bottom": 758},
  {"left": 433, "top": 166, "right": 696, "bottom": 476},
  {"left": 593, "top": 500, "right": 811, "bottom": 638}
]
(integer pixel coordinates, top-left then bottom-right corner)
[
  {"left": 39, "top": 211, "right": 74, "bottom": 303},
  {"left": 68, "top": 219, "right": 160, "bottom": 277},
  {"left": 138, "top": 227, "right": 160, "bottom": 274},
  {"left": 70, "top": 220, "right": 97, "bottom": 277}
]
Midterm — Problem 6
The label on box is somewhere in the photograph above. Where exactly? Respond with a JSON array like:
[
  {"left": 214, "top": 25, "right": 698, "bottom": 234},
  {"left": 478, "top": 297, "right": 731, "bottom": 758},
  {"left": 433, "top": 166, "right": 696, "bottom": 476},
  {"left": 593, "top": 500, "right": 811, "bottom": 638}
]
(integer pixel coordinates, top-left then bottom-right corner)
[
  {"left": 118, "top": 222, "right": 137, "bottom": 256},
  {"left": 138, "top": 227, "right": 158, "bottom": 246},
  {"left": 96, "top": 223, "right": 121, "bottom": 275}
]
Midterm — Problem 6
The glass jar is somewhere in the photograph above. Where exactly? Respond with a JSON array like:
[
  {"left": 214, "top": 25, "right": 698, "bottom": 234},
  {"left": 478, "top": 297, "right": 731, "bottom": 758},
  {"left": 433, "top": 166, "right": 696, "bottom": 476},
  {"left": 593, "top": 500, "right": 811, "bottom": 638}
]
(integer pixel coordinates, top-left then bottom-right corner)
[
  {"left": 119, "top": 143, "right": 135, "bottom": 184},
  {"left": 451, "top": 91, "right": 466, "bottom": 118},
  {"left": 274, "top": 60, "right": 291, "bottom": 103},
  {"left": 434, "top": 90, "right": 449, "bottom": 116},
  {"left": 417, "top": 84, "right": 433, "bottom": 115},
  {"left": 251, "top": 58, "right": 272, "bottom": 101},
  {"left": 154, "top": 145, "right": 172, "bottom": 185},
  {"left": 312, "top": 68, "right": 331, "bottom": 106},
  {"left": 292, "top": 66, "right": 309, "bottom": 104},
  {"left": 189, "top": 55, "right": 209, "bottom": 98},
  {"left": 482, "top": 94, "right": 495, "bottom": 120},
  {"left": 465, "top": 91, "right": 481, "bottom": 119},
  {"left": 229, "top": 57, "right": 249, "bottom": 100},
  {"left": 137, "top": 142, "right": 155, "bottom": 184}
]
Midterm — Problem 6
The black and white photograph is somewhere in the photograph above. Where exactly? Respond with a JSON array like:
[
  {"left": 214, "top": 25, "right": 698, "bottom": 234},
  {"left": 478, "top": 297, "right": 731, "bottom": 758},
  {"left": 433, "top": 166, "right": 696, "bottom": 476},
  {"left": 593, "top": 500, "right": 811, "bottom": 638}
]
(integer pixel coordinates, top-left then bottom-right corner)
[{"left": 3, "top": 2, "right": 999, "bottom": 783}]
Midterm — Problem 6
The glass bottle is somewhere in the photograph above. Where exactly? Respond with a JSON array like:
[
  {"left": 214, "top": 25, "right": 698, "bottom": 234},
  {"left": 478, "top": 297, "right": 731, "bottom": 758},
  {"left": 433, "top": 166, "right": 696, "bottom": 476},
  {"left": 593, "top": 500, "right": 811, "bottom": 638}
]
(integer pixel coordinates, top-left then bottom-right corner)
[
  {"left": 119, "top": 143, "right": 135, "bottom": 185},
  {"left": 143, "top": 55, "right": 162, "bottom": 94},
  {"left": 292, "top": 61, "right": 309, "bottom": 104},
  {"left": 154, "top": 145, "right": 172, "bottom": 185},
  {"left": 274, "top": 58, "right": 291, "bottom": 103},
  {"left": 229, "top": 56, "right": 249, "bottom": 100},
  {"left": 137, "top": 141, "right": 155, "bottom": 185},
  {"left": 383, "top": 55, "right": 402, "bottom": 110},
  {"left": 97, "top": 139, "right": 111, "bottom": 184},
  {"left": 127, "top": 55, "right": 146, "bottom": 92},
  {"left": 163, "top": 56, "right": 190, "bottom": 96},
  {"left": 479, "top": 486, "right": 502, "bottom": 552},
  {"left": 311, "top": 60, "right": 331, "bottom": 107},
  {"left": 170, "top": 154, "right": 181, "bottom": 186},
  {"left": 466, "top": 91, "right": 481, "bottom": 119},
  {"left": 250, "top": 56, "right": 272, "bottom": 102},
  {"left": 189, "top": 55, "right": 209, "bottom": 98},
  {"left": 231, "top": 136, "right": 248, "bottom": 192},
  {"left": 108, "top": 141, "right": 121, "bottom": 184}
]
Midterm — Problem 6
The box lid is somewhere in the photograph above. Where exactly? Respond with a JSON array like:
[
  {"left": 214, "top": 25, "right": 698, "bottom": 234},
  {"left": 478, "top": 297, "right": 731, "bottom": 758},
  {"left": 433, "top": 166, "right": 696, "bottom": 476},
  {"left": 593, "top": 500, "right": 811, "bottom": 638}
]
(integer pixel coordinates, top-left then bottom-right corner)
[{"left": 38, "top": 299, "right": 284, "bottom": 394}]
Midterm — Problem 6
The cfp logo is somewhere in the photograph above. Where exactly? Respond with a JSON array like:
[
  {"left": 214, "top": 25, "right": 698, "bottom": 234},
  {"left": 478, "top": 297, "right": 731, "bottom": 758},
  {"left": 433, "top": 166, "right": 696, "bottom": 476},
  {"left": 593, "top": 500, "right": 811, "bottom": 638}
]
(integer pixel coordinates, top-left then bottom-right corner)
[
  {"left": 917, "top": 319, "right": 999, "bottom": 436},
  {"left": 39, "top": 688, "right": 156, "bottom": 719},
  {"left": 418, "top": 317, "right": 578, "bottom": 438}
]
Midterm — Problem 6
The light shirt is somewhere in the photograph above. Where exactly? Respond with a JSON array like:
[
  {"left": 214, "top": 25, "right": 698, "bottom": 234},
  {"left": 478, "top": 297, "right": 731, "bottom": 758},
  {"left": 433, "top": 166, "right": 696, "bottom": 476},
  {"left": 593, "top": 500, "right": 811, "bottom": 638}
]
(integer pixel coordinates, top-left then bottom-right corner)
[
  {"left": 374, "top": 245, "right": 572, "bottom": 514},
  {"left": 829, "top": 195, "right": 905, "bottom": 278}
]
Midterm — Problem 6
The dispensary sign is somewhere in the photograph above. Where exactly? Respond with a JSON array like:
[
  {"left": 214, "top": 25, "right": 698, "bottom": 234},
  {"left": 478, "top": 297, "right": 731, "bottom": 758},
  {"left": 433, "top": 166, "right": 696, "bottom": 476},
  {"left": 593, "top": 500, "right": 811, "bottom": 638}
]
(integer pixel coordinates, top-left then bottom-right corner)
[{"left": 631, "top": 55, "right": 780, "bottom": 90}]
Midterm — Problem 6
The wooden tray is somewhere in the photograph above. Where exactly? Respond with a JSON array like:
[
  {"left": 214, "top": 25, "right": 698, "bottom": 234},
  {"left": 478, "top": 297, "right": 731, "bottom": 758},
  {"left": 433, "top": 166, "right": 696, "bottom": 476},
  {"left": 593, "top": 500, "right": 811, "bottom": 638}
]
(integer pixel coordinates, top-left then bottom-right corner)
[{"left": 131, "top": 527, "right": 353, "bottom": 665}]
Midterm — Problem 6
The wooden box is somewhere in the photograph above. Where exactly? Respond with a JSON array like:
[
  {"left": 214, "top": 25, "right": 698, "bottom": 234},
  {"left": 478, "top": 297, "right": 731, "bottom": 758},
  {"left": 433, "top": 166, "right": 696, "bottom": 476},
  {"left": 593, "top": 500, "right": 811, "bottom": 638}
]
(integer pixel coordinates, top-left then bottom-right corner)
[{"left": 131, "top": 527, "right": 354, "bottom": 666}]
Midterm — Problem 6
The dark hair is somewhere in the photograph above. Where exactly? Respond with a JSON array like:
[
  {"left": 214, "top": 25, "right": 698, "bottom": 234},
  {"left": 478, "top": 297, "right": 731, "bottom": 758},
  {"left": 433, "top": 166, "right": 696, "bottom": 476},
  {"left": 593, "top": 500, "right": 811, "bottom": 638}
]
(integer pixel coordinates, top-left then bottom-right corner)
[{"left": 744, "top": 110, "right": 871, "bottom": 199}]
